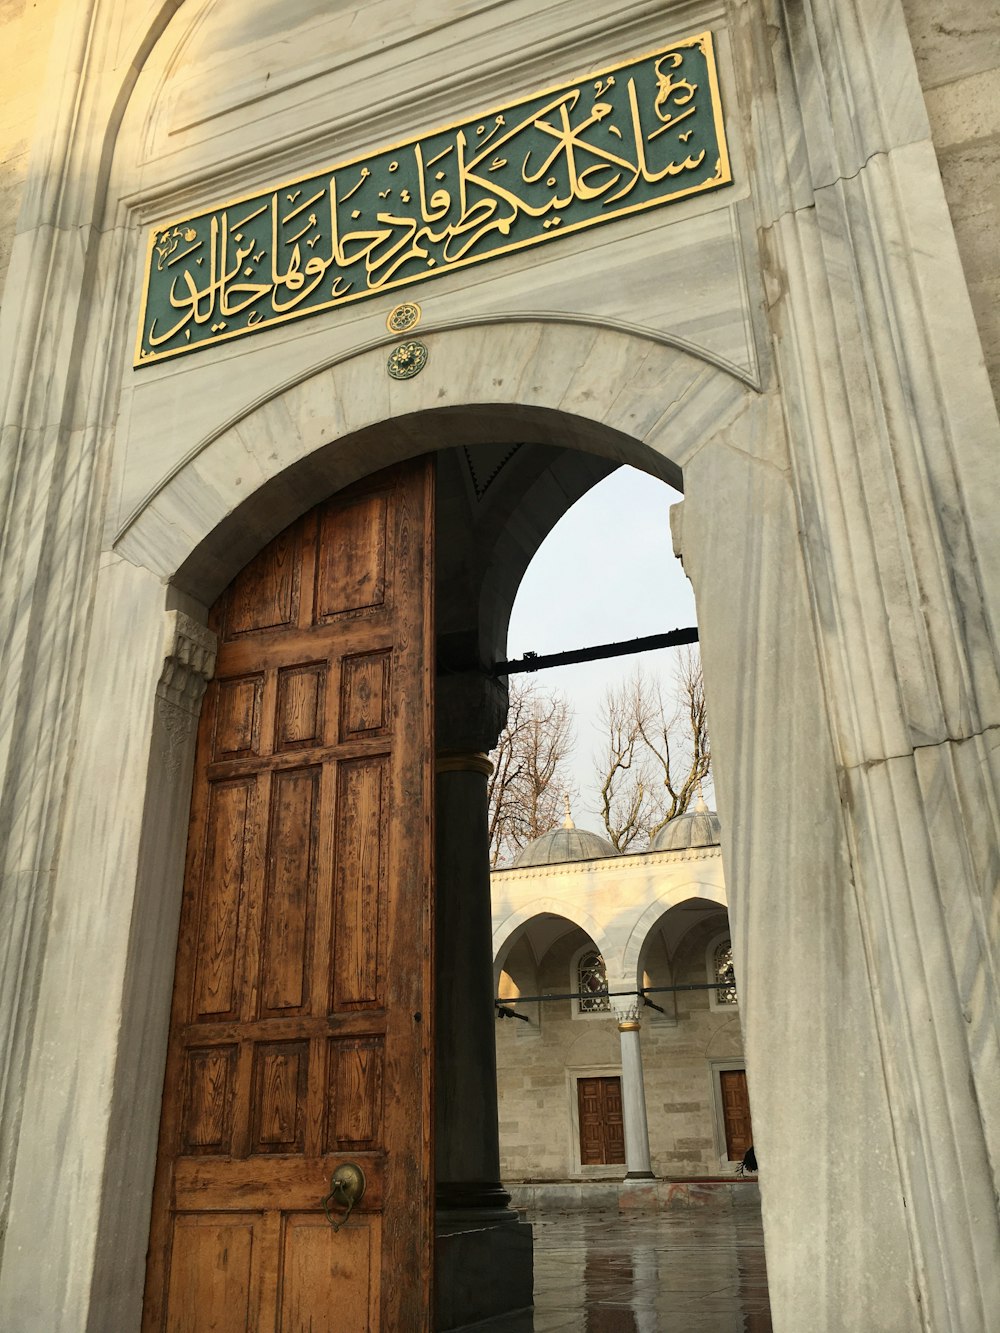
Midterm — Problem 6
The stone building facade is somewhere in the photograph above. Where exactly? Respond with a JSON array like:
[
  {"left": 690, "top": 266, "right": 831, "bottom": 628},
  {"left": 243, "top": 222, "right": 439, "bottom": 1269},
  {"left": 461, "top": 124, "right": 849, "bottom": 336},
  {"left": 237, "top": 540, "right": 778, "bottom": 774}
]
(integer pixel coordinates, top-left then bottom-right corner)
[
  {"left": 492, "top": 805, "right": 749, "bottom": 1183},
  {"left": 0, "top": 3, "right": 998, "bottom": 1331}
]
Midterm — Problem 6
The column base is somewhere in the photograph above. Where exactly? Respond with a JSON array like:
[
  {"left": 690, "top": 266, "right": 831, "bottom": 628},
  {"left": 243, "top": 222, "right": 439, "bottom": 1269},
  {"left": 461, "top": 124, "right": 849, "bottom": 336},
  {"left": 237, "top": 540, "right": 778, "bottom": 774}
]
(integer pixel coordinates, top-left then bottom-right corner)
[
  {"left": 624, "top": 1170, "right": 656, "bottom": 1180},
  {"left": 436, "top": 1181, "right": 513, "bottom": 1211},
  {"left": 434, "top": 1195, "right": 533, "bottom": 1330}
]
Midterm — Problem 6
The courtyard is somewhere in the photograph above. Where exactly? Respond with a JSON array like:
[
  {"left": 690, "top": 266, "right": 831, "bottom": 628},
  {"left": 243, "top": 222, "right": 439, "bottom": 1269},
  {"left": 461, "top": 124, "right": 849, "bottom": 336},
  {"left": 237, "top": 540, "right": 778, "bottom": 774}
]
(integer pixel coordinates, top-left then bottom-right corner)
[{"left": 474, "top": 1201, "right": 772, "bottom": 1332}]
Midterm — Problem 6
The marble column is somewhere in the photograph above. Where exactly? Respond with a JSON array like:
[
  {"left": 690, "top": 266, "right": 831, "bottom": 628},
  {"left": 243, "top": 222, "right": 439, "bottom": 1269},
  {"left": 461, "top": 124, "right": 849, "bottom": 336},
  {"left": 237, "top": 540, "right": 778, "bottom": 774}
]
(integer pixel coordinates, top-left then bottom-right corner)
[
  {"left": 613, "top": 1001, "right": 655, "bottom": 1180},
  {"left": 433, "top": 672, "right": 532, "bottom": 1329}
]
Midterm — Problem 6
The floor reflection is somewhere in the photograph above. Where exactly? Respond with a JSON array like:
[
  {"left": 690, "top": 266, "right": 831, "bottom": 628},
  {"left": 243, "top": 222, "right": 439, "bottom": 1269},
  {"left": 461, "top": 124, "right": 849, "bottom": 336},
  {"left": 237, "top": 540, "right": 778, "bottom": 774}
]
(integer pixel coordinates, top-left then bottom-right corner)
[{"left": 473, "top": 1199, "right": 772, "bottom": 1332}]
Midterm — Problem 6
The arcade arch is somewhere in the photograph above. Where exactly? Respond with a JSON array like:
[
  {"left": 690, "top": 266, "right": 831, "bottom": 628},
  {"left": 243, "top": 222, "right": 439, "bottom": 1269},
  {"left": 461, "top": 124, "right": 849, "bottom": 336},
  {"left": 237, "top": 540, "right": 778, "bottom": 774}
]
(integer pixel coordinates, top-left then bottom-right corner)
[
  {"left": 493, "top": 901, "right": 614, "bottom": 988},
  {"left": 636, "top": 898, "right": 736, "bottom": 1010},
  {"left": 623, "top": 882, "right": 729, "bottom": 993}
]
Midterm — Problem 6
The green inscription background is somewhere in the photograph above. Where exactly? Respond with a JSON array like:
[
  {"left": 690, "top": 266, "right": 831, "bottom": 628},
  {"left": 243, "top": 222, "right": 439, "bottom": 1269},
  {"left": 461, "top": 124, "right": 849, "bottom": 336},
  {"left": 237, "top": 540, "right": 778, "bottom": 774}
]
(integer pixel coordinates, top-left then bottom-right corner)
[{"left": 137, "top": 33, "right": 730, "bottom": 364}]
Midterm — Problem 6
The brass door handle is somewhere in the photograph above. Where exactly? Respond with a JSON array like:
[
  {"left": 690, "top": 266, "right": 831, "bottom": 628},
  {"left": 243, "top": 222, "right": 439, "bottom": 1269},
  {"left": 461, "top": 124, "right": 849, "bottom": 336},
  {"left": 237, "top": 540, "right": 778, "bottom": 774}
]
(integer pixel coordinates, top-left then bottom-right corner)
[{"left": 322, "top": 1163, "right": 366, "bottom": 1231}]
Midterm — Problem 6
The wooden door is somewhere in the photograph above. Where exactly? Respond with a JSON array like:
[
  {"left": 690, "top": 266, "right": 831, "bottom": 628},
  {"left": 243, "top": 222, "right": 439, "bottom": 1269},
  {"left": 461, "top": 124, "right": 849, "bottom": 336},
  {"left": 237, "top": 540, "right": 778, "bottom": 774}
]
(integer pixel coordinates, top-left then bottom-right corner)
[
  {"left": 577, "top": 1076, "right": 626, "bottom": 1166},
  {"left": 142, "top": 458, "right": 434, "bottom": 1332},
  {"left": 720, "top": 1069, "right": 754, "bottom": 1161}
]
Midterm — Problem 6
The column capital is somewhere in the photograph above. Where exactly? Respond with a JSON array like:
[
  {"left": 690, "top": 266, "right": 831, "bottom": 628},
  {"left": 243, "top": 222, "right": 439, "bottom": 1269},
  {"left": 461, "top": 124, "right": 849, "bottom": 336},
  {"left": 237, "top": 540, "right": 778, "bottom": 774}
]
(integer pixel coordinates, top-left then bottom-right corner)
[
  {"left": 436, "top": 752, "right": 493, "bottom": 777},
  {"left": 435, "top": 671, "right": 508, "bottom": 754},
  {"left": 612, "top": 999, "right": 642, "bottom": 1031}
]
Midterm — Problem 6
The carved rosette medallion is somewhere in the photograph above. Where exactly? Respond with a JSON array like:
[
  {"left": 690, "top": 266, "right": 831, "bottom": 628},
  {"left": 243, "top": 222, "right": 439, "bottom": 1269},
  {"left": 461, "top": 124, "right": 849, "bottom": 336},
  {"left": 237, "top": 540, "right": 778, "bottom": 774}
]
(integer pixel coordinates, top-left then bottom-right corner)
[
  {"left": 386, "top": 301, "right": 421, "bottom": 333},
  {"left": 387, "top": 339, "right": 428, "bottom": 379}
]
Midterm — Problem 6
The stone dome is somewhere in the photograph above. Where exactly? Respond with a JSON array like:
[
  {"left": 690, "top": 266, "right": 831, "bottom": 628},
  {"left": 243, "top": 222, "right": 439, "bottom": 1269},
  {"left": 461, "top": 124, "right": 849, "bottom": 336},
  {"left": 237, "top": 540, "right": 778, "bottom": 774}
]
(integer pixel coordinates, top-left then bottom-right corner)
[
  {"left": 512, "top": 800, "right": 619, "bottom": 867},
  {"left": 649, "top": 795, "right": 721, "bottom": 851}
]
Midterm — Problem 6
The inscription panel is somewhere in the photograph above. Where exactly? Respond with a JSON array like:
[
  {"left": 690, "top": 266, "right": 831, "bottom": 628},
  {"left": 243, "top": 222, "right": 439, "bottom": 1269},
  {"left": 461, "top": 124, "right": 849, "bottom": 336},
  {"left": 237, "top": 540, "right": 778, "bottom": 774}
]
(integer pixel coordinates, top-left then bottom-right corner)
[{"left": 136, "top": 34, "right": 731, "bottom": 363}]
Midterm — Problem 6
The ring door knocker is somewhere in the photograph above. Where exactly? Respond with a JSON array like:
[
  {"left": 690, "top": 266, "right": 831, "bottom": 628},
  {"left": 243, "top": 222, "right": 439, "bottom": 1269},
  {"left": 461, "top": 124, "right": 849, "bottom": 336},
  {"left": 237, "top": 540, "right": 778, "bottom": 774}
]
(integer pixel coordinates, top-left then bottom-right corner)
[{"left": 323, "top": 1163, "right": 366, "bottom": 1232}]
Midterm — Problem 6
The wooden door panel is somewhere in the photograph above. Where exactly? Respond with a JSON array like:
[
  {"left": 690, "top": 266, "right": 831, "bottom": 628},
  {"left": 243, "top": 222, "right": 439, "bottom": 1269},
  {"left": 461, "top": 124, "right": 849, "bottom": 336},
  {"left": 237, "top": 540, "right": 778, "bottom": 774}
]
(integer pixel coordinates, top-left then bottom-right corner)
[
  {"left": 164, "top": 1214, "right": 262, "bottom": 1332},
  {"left": 279, "top": 1215, "right": 381, "bottom": 1333},
  {"left": 578, "top": 1079, "right": 603, "bottom": 1165},
  {"left": 578, "top": 1077, "right": 626, "bottom": 1166},
  {"left": 340, "top": 651, "right": 392, "bottom": 738},
  {"left": 258, "top": 766, "right": 320, "bottom": 1016},
  {"left": 224, "top": 526, "right": 303, "bottom": 637},
  {"left": 332, "top": 756, "right": 388, "bottom": 1011},
  {"left": 214, "top": 676, "right": 265, "bottom": 758},
  {"left": 316, "top": 489, "right": 389, "bottom": 619},
  {"left": 249, "top": 1040, "right": 310, "bottom": 1154},
  {"left": 180, "top": 1045, "right": 238, "bottom": 1154},
  {"left": 604, "top": 1079, "right": 625, "bottom": 1163},
  {"left": 720, "top": 1069, "right": 753, "bottom": 1160},
  {"left": 327, "top": 1037, "right": 384, "bottom": 1150},
  {"left": 275, "top": 665, "right": 328, "bottom": 751},
  {"left": 144, "top": 459, "right": 433, "bottom": 1332},
  {"left": 191, "top": 779, "right": 255, "bottom": 1022},
  {"left": 174, "top": 1157, "right": 386, "bottom": 1212}
]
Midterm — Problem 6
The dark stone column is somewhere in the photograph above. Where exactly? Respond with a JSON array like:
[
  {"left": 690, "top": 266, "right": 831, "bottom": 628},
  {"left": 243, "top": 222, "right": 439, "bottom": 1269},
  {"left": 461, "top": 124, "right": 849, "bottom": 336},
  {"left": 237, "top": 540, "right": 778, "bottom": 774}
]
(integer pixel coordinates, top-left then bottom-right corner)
[{"left": 433, "top": 672, "right": 533, "bottom": 1330}]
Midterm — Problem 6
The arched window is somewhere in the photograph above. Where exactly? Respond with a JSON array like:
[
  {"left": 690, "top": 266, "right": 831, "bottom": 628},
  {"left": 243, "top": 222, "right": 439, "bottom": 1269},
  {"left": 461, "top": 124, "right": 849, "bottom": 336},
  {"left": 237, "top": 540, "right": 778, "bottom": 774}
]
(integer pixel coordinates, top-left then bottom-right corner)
[
  {"left": 578, "top": 950, "right": 611, "bottom": 1013},
  {"left": 713, "top": 939, "right": 738, "bottom": 1005}
]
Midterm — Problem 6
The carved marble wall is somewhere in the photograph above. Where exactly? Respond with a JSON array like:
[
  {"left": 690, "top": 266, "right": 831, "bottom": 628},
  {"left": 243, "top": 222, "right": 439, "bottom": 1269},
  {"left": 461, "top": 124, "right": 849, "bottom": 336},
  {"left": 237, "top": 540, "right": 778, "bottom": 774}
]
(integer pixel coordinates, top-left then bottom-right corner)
[{"left": 0, "top": 3, "right": 997, "bottom": 1331}]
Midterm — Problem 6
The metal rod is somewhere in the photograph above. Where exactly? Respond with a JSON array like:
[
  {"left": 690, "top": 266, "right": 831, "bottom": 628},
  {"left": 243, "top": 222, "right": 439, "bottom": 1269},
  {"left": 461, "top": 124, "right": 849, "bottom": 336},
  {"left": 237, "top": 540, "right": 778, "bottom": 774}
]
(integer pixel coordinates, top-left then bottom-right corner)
[
  {"left": 493, "top": 981, "right": 731, "bottom": 1005},
  {"left": 493, "top": 627, "right": 699, "bottom": 677}
]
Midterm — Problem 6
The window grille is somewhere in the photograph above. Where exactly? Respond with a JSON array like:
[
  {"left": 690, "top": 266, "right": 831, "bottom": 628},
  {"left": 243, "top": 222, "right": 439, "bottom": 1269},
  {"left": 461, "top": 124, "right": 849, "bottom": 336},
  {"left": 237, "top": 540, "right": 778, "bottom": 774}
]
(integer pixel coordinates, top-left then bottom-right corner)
[
  {"left": 714, "top": 940, "right": 738, "bottom": 1005},
  {"left": 578, "top": 951, "right": 610, "bottom": 1013}
]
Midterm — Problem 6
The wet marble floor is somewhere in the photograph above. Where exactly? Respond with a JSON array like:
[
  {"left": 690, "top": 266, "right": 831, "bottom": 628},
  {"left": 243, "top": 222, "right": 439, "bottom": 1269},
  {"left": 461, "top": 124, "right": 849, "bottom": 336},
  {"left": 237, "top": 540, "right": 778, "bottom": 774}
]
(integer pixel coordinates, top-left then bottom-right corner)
[{"left": 469, "top": 1205, "right": 772, "bottom": 1332}]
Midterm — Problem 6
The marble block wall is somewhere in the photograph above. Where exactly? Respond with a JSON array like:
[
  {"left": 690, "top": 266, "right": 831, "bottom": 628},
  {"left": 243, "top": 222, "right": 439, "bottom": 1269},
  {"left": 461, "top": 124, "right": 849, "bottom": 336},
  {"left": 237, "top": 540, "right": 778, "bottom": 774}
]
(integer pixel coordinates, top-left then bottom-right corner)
[
  {"left": 901, "top": 0, "right": 1000, "bottom": 405},
  {"left": 0, "top": 0, "right": 59, "bottom": 301},
  {"left": 1, "top": 2, "right": 998, "bottom": 1330}
]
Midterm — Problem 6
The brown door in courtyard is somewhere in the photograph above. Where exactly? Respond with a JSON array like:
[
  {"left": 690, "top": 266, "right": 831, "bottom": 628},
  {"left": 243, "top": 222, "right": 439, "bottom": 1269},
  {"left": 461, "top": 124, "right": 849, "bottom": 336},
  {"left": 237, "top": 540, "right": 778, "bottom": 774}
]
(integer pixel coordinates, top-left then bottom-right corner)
[
  {"left": 142, "top": 458, "right": 434, "bottom": 1332},
  {"left": 578, "top": 1076, "right": 626, "bottom": 1166},
  {"left": 720, "top": 1069, "right": 754, "bottom": 1161}
]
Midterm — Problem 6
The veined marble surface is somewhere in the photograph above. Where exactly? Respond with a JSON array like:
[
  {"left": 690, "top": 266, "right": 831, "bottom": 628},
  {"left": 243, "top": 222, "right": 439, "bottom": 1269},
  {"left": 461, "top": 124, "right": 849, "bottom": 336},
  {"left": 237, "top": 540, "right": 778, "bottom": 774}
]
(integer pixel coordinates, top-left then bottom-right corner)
[{"left": 0, "top": 2, "right": 997, "bottom": 1331}]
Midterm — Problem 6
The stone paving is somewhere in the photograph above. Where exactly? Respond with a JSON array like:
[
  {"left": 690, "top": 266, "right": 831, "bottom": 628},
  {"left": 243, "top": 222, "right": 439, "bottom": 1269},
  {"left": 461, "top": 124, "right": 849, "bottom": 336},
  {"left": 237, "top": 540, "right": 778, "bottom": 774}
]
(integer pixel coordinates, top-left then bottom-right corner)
[{"left": 467, "top": 1203, "right": 772, "bottom": 1332}]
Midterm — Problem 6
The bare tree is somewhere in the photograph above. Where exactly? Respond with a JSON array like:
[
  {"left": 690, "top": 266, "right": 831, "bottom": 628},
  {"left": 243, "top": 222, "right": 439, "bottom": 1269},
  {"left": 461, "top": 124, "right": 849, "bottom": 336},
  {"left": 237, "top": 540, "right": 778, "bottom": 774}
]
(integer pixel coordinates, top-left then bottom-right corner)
[
  {"left": 595, "top": 650, "right": 710, "bottom": 852},
  {"left": 488, "top": 678, "right": 577, "bottom": 867}
]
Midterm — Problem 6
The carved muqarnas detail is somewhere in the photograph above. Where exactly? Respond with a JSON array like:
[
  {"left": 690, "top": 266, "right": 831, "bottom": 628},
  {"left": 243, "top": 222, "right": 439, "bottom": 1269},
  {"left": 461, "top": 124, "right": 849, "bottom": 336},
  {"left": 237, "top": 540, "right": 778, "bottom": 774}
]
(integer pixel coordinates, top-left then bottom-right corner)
[
  {"left": 158, "top": 610, "right": 218, "bottom": 714},
  {"left": 155, "top": 611, "right": 218, "bottom": 775}
]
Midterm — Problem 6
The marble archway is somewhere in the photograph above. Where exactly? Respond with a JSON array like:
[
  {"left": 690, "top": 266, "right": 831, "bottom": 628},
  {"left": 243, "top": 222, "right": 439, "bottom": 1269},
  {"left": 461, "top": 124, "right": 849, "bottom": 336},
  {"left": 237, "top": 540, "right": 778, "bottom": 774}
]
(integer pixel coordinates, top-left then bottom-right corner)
[
  {"left": 71, "top": 328, "right": 848, "bottom": 1327},
  {"left": 2, "top": 2, "right": 998, "bottom": 1329}
]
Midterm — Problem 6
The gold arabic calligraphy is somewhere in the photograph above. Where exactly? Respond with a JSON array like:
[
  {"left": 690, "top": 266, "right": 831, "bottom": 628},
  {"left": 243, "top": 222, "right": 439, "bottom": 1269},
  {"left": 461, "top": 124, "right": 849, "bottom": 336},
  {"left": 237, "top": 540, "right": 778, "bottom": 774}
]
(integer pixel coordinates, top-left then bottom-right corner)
[{"left": 138, "top": 36, "right": 730, "bottom": 362}]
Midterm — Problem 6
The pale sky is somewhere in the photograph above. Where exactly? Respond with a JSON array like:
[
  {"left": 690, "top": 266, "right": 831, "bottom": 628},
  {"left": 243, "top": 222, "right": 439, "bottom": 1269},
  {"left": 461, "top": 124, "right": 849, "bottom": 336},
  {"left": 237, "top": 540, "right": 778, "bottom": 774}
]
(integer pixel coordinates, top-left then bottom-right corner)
[{"left": 506, "top": 465, "right": 707, "bottom": 837}]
